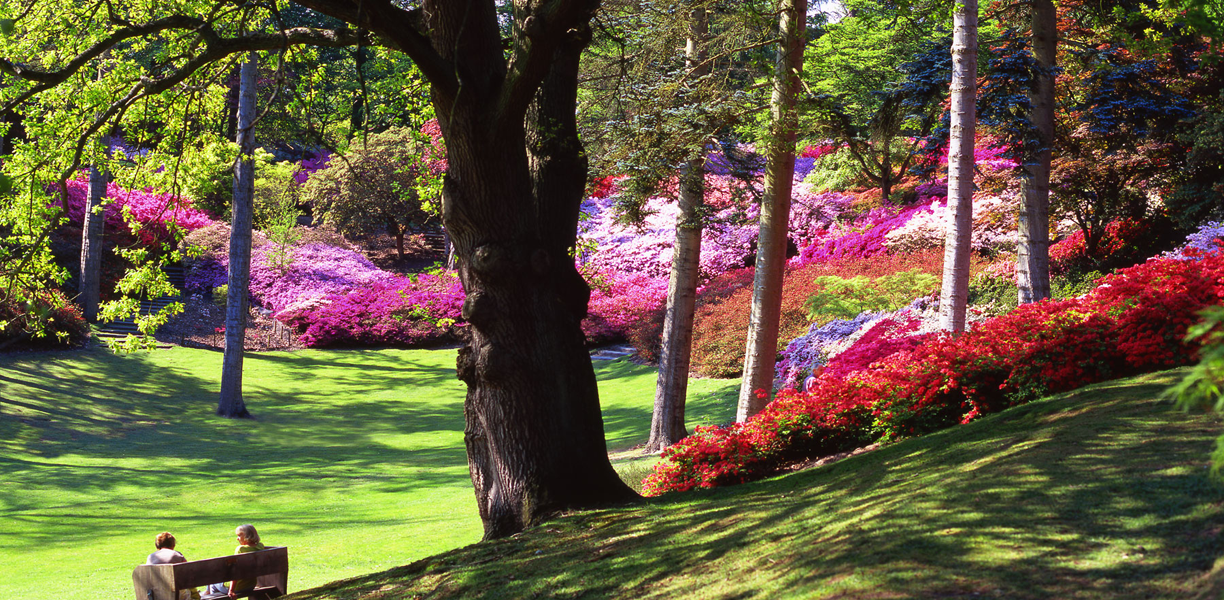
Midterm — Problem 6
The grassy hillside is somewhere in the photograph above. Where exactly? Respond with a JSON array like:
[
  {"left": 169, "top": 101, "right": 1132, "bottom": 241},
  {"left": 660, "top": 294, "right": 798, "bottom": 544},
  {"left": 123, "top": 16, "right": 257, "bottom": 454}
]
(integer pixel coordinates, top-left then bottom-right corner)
[
  {"left": 291, "top": 370, "right": 1224, "bottom": 600},
  {"left": 0, "top": 346, "right": 737, "bottom": 600}
]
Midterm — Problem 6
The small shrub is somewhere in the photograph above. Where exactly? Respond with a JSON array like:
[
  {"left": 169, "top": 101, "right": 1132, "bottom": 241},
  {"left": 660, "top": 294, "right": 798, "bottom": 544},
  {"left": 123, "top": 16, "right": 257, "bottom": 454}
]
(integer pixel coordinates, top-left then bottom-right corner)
[{"left": 0, "top": 287, "right": 89, "bottom": 349}]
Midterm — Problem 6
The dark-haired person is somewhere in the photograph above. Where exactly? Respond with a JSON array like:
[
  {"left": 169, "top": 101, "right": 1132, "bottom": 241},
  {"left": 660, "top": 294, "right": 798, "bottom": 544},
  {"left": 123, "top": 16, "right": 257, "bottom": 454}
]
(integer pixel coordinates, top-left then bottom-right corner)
[{"left": 146, "top": 532, "right": 200, "bottom": 599}]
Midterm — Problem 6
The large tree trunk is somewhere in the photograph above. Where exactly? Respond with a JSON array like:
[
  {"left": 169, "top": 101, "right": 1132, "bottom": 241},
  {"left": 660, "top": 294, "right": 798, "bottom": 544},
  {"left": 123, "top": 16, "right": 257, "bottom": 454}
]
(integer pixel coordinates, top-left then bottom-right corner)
[
  {"left": 218, "top": 52, "right": 257, "bottom": 419},
  {"left": 939, "top": 0, "right": 977, "bottom": 332},
  {"left": 432, "top": 1, "right": 635, "bottom": 540},
  {"left": 79, "top": 164, "right": 107, "bottom": 322},
  {"left": 1017, "top": 0, "right": 1056, "bottom": 304},
  {"left": 737, "top": 0, "right": 807, "bottom": 422},
  {"left": 646, "top": 4, "right": 709, "bottom": 454}
]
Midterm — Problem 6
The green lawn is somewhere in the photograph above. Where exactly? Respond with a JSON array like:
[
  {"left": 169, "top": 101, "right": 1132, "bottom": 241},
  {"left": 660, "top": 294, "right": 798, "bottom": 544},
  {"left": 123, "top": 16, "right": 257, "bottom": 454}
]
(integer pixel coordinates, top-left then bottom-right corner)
[
  {"left": 0, "top": 346, "right": 738, "bottom": 600},
  {"left": 288, "top": 370, "right": 1224, "bottom": 600}
]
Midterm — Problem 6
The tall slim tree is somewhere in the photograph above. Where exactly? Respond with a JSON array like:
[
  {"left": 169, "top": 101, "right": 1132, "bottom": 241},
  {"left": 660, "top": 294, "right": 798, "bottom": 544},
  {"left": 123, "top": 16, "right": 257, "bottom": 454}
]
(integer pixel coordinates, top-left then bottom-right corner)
[
  {"left": 646, "top": 4, "right": 709, "bottom": 453},
  {"left": 79, "top": 164, "right": 106, "bottom": 322},
  {"left": 218, "top": 52, "right": 257, "bottom": 419},
  {"left": 1016, "top": 0, "right": 1055, "bottom": 304},
  {"left": 939, "top": 0, "right": 977, "bottom": 332},
  {"left": 737, "top": 0, "right": 807, "bottom": 422}
]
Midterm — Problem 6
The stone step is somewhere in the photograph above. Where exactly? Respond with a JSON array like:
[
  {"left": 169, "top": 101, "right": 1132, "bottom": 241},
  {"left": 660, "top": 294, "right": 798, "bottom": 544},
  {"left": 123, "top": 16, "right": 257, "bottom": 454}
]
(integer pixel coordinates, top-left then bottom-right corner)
[{"left": 590, "top": 344, "right": 637, "bottom": 361}]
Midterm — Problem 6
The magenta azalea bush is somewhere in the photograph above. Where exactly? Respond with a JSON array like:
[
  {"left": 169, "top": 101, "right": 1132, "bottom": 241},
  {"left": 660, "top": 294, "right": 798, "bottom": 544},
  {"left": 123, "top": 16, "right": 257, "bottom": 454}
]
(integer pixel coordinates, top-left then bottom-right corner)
[
  {"left": 278, "top": 272, "right": 464, "bottom": 348},
  {"left": 63, "top": 174, "right": 216, "bottom": 243}
]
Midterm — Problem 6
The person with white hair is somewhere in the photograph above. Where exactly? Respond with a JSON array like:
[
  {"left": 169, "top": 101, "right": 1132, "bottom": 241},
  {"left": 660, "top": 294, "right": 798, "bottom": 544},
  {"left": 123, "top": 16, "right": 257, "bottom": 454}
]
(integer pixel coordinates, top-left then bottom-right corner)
[{"left": 203, "top": 524, "right": 269, "bottom": 599}]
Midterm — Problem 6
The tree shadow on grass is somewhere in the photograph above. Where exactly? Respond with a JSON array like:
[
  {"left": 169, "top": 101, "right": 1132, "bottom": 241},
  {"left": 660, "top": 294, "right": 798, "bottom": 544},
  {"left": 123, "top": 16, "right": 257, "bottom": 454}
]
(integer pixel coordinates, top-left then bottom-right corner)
[{"left": 301, "top": 370, "right": 1224, "bottom": 600}]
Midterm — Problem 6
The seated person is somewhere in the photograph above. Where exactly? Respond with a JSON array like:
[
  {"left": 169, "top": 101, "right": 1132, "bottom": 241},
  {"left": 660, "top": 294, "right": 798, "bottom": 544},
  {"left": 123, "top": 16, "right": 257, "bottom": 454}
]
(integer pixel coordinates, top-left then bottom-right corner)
[
  {"left": 206, "top": 524, "right": 269, "bottom": 599},
  {"left": 146, "top": 532, "right": 200, "bottom": 600},
  {"left": 146, "top": 532, "right": 185, "bottom": 565}
]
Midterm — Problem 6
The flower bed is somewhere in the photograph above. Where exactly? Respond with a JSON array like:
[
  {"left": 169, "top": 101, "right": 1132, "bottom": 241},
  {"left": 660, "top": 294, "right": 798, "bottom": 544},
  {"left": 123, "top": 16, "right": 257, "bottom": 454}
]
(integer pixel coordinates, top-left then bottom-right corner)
[
  {"left": 63, "top": 174, "right": 216, "bottom": 245},
  {"left": 643, "top": 251, "right": 1224, "bottom": 495}
]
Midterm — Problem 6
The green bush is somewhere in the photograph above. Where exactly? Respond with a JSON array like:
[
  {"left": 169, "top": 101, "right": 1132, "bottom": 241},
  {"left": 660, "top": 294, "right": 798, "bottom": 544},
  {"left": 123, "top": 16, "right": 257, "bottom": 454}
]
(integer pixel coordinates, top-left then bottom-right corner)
[
  {"left": 805, "top": 270, "right": 939, "bottom": 322},
  {"left": 300, "top": 127, "right": 442, "bottom": 259}
]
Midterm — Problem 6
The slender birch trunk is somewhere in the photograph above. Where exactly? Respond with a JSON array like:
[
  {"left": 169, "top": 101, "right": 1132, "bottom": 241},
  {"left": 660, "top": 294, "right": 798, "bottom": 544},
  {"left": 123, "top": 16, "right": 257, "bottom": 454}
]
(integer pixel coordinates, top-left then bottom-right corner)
[
  {"left": 79, "top": 165, "right": 107, "bottom": 322},
  {"left": 646, "top": 4, "right": 709, "bottom": 453},
  {"left": 737, "top": 0, "right": 807, "bottom": 422},
  {"left": 218, "top": 52, "right": 257, "bottom": 419},
  {"left": 1017, "top": 0, "right": 1056, "bottom": 304},
  {"left": 939, "top": 0, "right": 978, "bottom": 332}
]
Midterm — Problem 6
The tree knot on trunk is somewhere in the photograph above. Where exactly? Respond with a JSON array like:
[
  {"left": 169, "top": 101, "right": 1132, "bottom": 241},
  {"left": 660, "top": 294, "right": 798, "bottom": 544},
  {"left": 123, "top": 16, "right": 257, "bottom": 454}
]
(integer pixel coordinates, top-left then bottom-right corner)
[
  {"left": 475, "top": 342, "right": 520, "bottom": 385},
  {"left": 462, "top": 291, "right": 498, "bottom": 328},
  {"left": 456, "top": 342, "right": 476, "bottom": 384},
  {"left": 472, "top": 242, "right": 517, "bottom": 280}
]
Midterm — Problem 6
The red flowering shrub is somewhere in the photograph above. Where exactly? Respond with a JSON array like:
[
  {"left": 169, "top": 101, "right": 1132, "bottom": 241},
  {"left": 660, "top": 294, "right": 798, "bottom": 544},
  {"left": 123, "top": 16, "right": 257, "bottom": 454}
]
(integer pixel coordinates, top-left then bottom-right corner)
[
  {"left": 0, "top": 287, "right": 89, "bottom": 349},
  {"left": 689, "top": 250, "right": 949, "bottom": 377},
  {"left": 643, "top": 252, "right": 1224, "bottom": 496}
]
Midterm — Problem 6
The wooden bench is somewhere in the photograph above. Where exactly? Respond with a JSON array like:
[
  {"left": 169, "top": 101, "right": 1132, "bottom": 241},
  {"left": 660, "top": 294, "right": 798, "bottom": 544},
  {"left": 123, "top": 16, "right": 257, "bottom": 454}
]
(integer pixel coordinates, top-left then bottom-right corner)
[{"left": 132, "top": 546, "right": 288, "bottom": 600}]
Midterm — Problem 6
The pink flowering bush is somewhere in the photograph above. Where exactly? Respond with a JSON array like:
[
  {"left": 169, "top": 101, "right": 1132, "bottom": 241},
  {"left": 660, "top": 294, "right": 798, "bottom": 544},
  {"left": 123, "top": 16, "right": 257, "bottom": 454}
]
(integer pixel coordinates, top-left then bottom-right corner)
[
  {"left": 884, "top": 191, "right": 1019, "bottom": 253},
  {"left": 644, "top": 250, "right": 1224, "bottom": 496},
  {"left": 63, "top": 174, "right": 216, "bottom": 245},
  {"left": 278, "top": 272, "right": 464, "bottom": 348},
  {"left": 249, "top": 243, "right": 394, "bottom": 313}
]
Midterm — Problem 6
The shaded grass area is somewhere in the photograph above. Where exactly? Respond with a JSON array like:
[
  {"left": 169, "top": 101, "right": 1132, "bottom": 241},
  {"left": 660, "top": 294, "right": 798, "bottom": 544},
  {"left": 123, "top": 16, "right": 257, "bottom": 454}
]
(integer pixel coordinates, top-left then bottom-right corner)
[
  {"left": 292, "top": 370, "right": 1224, "bottom": 600},
  {"left": 0, "top": 346, "right": 737, "bottom": 600}
]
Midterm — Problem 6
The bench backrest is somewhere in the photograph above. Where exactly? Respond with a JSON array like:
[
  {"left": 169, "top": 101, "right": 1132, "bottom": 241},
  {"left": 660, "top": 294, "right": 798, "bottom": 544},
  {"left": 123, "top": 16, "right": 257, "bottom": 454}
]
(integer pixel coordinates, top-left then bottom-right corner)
[{"left": 133, "top": 547, "right": 288, "bottom": 600}]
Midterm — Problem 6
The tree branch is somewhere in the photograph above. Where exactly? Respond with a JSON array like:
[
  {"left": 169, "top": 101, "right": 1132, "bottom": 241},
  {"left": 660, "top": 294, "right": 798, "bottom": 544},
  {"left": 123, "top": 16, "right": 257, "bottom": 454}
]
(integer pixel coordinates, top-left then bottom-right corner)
[{"left": 289, "top": 0, "right": 457, "bottom": 98}]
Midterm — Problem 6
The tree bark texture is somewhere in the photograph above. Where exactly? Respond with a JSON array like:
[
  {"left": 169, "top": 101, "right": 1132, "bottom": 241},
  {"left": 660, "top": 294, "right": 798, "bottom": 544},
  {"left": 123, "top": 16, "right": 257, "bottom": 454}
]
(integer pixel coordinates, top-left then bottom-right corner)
[
  {"left": 647, "top": 158, "right": 703, "bottom": 452},
  {"left": 409, "top": 0, "right": 636, "bottom": 539},
  {"left": 218, "top": 52, "right": 257, "bottom": 419},
  {"left": 1017, "top": 0, "right": 1055, "bottom": 304},
  {"left": 737, "top": 0, "right": 807, "bottom": 422},
  {"left": 939, "top": 0, "right": 977, "bottom": 333},
  {"left": 79, "top": 164, "right": 107, "bottom": 322},
  {"left": 646, "top": 5, "right": 709, "bottom": 453}
]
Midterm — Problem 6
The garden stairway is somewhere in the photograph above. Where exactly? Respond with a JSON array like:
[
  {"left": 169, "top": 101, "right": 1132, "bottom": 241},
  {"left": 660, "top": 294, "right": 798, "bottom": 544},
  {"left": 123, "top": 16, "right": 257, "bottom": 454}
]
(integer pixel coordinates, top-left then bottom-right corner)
[
  {"left": 94, "top": 264, "right": 184, "bottom": 348},
  {"left": 589, "top": 344, "right": 637, "bottom": 361}
]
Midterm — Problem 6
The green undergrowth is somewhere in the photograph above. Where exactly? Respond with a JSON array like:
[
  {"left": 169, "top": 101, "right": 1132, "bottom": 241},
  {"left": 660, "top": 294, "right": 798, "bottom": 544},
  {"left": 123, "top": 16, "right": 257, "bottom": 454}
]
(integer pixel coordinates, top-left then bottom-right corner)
[
  {"left": 290, "top": 370, "right": 1224, "bottom": 600},
  {"left": 0, "top": 346, "right": 737, "bottom": 600}
]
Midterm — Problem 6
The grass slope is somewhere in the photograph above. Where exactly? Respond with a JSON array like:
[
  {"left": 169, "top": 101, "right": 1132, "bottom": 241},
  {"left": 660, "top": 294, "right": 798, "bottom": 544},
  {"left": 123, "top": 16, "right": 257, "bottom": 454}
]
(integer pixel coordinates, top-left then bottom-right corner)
[
  {"left": 0, "top": 346, "right": 737, "bottom": 600},
  {"left": 293, "top": 370, "right": 1224, "bottom": 600}
]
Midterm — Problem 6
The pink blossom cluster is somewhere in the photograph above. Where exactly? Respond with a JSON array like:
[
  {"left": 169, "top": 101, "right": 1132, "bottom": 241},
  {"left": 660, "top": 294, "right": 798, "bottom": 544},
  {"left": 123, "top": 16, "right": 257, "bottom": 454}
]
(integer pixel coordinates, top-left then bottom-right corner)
[
  {"left": 884, "top": 191, "right": 1018, "bottom": 253},
  {"left": 62, "top": 174, "right": 217, "bottom": 241},
  {"left": 248, "top": 243, "right": 396, "bottom": 313},
  {"left": 277, "top": 272, "right": 464, "bottom": 348},
  {"left": 793, "top": 200, "right": 936, "bottom": 265},
  {"left": 584, "top": 269, "right": 670, "bottom": 342}
]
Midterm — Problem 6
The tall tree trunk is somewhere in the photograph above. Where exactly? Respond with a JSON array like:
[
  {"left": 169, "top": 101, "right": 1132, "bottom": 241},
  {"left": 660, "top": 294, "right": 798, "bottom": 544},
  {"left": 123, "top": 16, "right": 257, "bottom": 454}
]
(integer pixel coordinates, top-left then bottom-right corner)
[
  {"left": 646, "top": 4, "right": 709, "bottom": 453},
  {"left": 79, "top": 165, "right": 107, "bottom": 322},
  {"left": 1017, "top": 0, "right": 1055, "bottom": 304},
  {"left": 737, "top": 0, "right": 807, "bottom": 422},
  {"left": 435, "top": 2, "right": 635, "bottom": 539},
  {"left": 940, "top": 0, "right": 978, "bottom": 332},
  {"left": 218, "top": 52, "right": 257, "bottom": 419}
]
